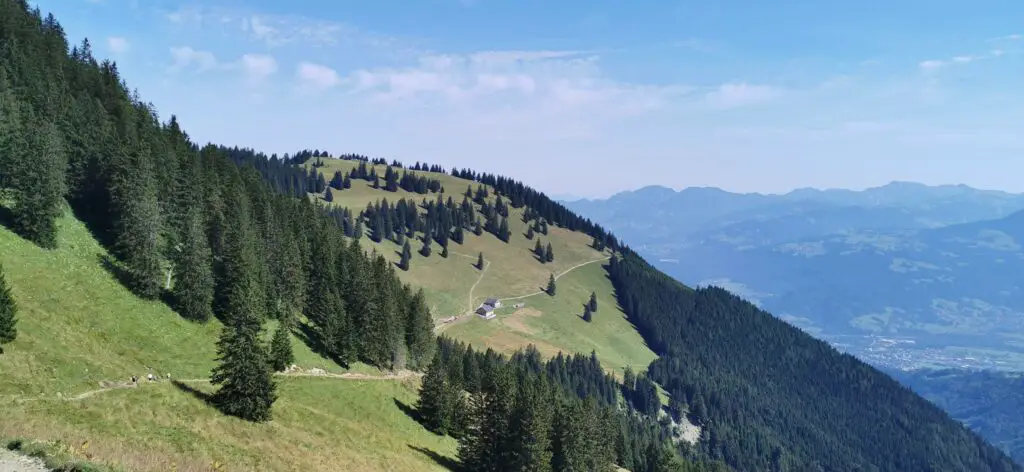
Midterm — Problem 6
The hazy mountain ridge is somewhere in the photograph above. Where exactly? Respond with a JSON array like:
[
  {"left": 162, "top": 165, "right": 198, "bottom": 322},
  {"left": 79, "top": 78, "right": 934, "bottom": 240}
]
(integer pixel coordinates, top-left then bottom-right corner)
[{"left": 563, "top": 183, "right": 1024, "bottom": 371}]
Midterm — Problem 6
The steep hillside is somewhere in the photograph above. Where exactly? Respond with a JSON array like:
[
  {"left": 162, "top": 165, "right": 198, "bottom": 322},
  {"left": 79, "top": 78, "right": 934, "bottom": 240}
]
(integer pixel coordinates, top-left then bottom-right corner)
[
  {"left": 2, "top": 2, "right": 1022, "bottom": 471},
  {"left": 0, "top": 210, "right": 457, "bottom": 471},
  {"left": 887, "top": 368, "right": 1024, "bottom": 465}
]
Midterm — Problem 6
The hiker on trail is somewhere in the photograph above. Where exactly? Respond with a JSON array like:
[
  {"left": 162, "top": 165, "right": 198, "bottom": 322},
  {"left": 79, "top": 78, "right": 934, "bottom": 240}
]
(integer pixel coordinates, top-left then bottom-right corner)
[
  {"left": 131, "top": 375, "right": 138, "bottom": 384},
  {"left": 147, "top": 373, "right": 154, "bottom": 382}
]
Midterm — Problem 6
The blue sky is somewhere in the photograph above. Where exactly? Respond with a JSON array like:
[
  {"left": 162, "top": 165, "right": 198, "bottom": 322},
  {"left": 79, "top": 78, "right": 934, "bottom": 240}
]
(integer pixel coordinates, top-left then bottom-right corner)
[{"left": 35, "top": 0, "right": 1024, "bottom": 198}]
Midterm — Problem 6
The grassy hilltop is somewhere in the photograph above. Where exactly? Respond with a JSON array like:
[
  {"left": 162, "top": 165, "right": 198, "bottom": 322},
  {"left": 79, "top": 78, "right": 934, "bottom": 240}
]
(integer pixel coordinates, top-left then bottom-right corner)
[{"left": 305, "top": 157, "right": 657, "bottom": 378}]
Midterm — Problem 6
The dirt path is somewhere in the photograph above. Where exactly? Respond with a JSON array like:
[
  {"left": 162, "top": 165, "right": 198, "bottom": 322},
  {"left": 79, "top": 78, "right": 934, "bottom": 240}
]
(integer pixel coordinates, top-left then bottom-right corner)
[
  {"left": 0, "top": 448, "right": 49, "bottom": 472},
  {"left": 497, "top": 255, "right": 610, "bottom": 303},
  {"left": 10, "top": 369, "right": 425, "bottom": 404},
  {"left": 433, "top": 254, "right": 610, "bottom": 334}
]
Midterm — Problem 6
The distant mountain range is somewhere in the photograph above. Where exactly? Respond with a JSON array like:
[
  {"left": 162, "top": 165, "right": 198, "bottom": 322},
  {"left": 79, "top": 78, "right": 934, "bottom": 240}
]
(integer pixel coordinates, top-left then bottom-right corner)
[{"left": 564, "top": 182, "right": 1024, "bottom": 371}]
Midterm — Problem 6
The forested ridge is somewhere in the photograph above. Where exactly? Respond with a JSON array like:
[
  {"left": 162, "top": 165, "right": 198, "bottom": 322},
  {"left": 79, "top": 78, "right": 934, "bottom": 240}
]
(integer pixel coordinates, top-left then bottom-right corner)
[{"left": 0, "top": 1, "right": 1021, "bottom": 471}]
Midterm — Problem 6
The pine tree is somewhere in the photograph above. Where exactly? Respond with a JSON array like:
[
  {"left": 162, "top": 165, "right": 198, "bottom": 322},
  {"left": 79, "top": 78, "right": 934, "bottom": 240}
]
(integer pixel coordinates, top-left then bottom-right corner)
[
  {"left": 498, "top": 217, "right": 510, "bottom": 242},
  {"left": 589, "top": 291, "right": 598, "bottom": 312},
  {"left": 534, "top": 239, "right": 544, "bottom": 258},
  {"left": 173, "top": 207, "right": 214, "bottom": 322},
  {"left": 400, "top": 240, "right": 412, "bottom": 271},
  {"left": 420, "top": 238, "right": 432, "bottom": 257},
  {"left": 10, "top": 120, "right": 65, "bottom": 249},
  {"left": 526, "top": 225, "right": 535, "bottom": 240},
  {"left": 477, "top": 252, "right": 484, "bottom": 270},
  {"left": 509, "top": 376, "right": 554, "bottom": 471},
  {"left": 546, "top": 274, "right": 556, "bottom": 296},
  {"left": 269, "top": 314, "right": 294, "bottom": 372},
  {"left": 210, "top": 192, "right": 277, "bottom": 422},
  {"left": 418, "top": 353, "right": 454, "bottom": 434},
  {"left": 583, "top": 304, "right": 592, "bottom": 322},
  {"left": 0, "top": 264, "right": 18, "bottom": 352},
  {"left": 459, "top": 363, "right": 517, "bottom": 470},
  {"left": 545, "top": 242, "right": 554, "bottom": 263},
  {"left": 324, "top": 187, "right": 334, "bottom": 202},
  {"left": 440, "top": 244, "right": 448, "bottom": 258},
  {"left": 109, "top": 111, "right": 163, "bottom": 299},
  {"left": 405, "top": 288, "right": 435, "bottom": 369}
]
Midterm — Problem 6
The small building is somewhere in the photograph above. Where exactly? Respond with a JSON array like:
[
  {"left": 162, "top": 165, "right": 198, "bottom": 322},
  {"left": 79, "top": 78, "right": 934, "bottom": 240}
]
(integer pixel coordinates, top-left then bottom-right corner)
[
  {"left": 512, "top": 302, "right": 525, "bottom": 309},
  {"left": 484, "top": 297, "right": 502, "bottom": 309},
  {"left": 476, "top": 303, "right": 496, "bottom": 320}
]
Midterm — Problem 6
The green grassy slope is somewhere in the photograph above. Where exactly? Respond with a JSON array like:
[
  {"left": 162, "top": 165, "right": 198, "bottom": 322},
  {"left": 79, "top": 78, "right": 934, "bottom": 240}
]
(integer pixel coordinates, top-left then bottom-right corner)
[
  {"left": 307, "top": 158, "right": 657, "bottom": 376},
  {"left": 0, "top": 209, "right": 456, "bottom": 471}
]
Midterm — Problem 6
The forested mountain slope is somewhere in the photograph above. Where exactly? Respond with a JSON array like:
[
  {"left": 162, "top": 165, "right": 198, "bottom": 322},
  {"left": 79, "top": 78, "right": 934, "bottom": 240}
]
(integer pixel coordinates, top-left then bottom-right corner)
[{"left": 0, "top": 1, "right": 1021, "bottom": 471}]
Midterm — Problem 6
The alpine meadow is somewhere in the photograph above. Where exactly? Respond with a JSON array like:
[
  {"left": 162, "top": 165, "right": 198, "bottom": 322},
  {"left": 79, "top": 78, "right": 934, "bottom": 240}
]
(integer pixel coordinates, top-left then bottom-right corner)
[{"left": 0, "top": 1, "right": 1022, "bottom": 471}]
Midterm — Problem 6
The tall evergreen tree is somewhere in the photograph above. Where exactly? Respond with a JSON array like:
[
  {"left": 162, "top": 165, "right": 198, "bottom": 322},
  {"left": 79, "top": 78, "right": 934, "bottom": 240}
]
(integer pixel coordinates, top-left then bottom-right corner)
[
  {"left": 546, "top": 274, "right": 556, "bottom": 296},
  {"left": 9, "top": 120, "right": 65, "bottom": 249},
  {"left": 400, "top": 240, "right": 412, "bottom": 271},
  {"left": 545, "top": 242, "right": 554, "bottom": 263},
  {"left": 209, "top": 189, "right": 277, "bottom": 422},
  {"left": 589, "top": 291, "right": 598, "bottom": 312},
  {"left": 440, "top": 244, "right": 448, "bottom": 258},
  {"left": 534, "top": 239, "right": 544, "bottom": 258},
  {"left": 477, "top": 252, "right": 485, "bottom": 270},
  {"left": 172, "top": 207, "right": 214, "bottom": 322},
  {"left": 509, "top": 376, "right": 555, "bottom": 471},
  {"left": 583, "top": 304, "right": 592, "bottom": 322},
  {"left": 418, "top": 352, "right": 455, "bottom": 434},
  {"left": 459, "top": 363, "right": 517, "bottom": 470},
  {"left": 420, "top": 237, "right": 432, "bottom": 257},
  {"left": 109, "top": 107, "right": 163, "bottom": 299},
  {"left": 526, "top": 225, "right": 535, "bottom": 240},
  {"left": 324, "top": 186, "right": 334, "bottom": 202},
  {"left": 0, "top": 264, "right": 17, "bottom": 353},
  {"left": 405, "top": 288, "right": 435, "bottom": 369}
]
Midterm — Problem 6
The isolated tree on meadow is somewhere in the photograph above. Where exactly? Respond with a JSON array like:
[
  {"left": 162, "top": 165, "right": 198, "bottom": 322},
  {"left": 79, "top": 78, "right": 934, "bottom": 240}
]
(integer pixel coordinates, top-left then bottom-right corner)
[
  {"left": 546, "top": 274, "right": 556, "bottom": 296},
  {"left": 400, "top": 241, "right": 413, "bottom": 271},
  {"left": 583, "top": 304, "right": 592, "bottom": 322},
  {"left": 526, "top": 225, "right": 535, "bottom": 240},
  {"left": 477, "top": 252, "right": 484, "bottom": 270},
  {"left": 324, "top": 187, "right": 334, "bottom": 203},
  {"left": 420, "top": 238, "right": 432, "bottom": 257},
  {"left": 545, "top": 242, "right": 554, "bottom": 263},
  {"left": 589, "top": 291, "right": 598, "bottom": 312},
  {"left": 534, "top": 239, "right": 544, "bottom": 258},
  {"left": 0, "top": 264, "right": 18, "bottom": 353}
]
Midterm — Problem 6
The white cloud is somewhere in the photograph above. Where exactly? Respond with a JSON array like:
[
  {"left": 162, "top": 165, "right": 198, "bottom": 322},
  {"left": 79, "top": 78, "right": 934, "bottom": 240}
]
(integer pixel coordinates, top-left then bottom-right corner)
[
  {"left": 704, "top": 82, "right": 781, "bottom": 109},
  {"left": 297, "top": 62, "right": 341, "bottom": 90},
  {"left": 918, "top": 48, "right": 1008, "bottom": 72},
  {"left": 169, "top": 46, "right": 218, "bottom": 72},
  {"left": 241, "top": 54, "right": 277, "bottom": 79},
  {"left": 106, "top": 36, "right": 129, "bottom": 54}
]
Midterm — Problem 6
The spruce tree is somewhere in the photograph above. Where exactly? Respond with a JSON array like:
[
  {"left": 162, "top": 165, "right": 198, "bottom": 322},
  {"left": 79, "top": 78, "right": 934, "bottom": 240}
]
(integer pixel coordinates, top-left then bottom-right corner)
[
  {"left": 589, "top": 291, "right": 598, "bottom": 312},
  {"left": 546, "top": 274, "right": 556, "bottom": 296},
  {"left": 10, "top": 120, "right": 65, "bottom": 249},
  {"left": 526, "top": 225, "right": 534, "bottom": 239},
  {"left": 545, "top": 242, "right": 554, "bottom": 263},
  {"left": 534, "top": 239, "right": 544, "bottom": 258},
  {"left": 477, "top": 252, "right": 484, "bottom": 270},
  {"left": 583, "top": 304, "right": 592, "bottom": 322},
  {"left": 405, "top": 288, "right": 435, "bottom": 369},
  {"left": 173, "top": 208, "right": 214, "bottom": 322},
  {"left": 498, "top": 217, "right": 510, "bottom": 242},
  {"left": 440, "top": 244, "right": 448, "bottom": 258},
  {"left": 109, "top": 112, "right": 163, "bottom": 299},
  {"left": 210, "top": 190, "right": 277, "bottom": 422},
  {"left": 269, "top": 314, "right": 294, "bottom": 372},
  {"left": 400, "top": 240, "right": 412, "bottom": 271},
  {"left": 459, "top": 363, "right": 517, "bottom": 469},
  {"left": 420, "top": 238, "right": 432, "bottom": 257},
  {"left": 324, "top": 187, "right": 334, "bottom": 202},
  {"left": 417, "top": 352, "right": 453, "bottom": 434},
  {"left": 0, "top": 264, "right": 18, "bottom": 352},
  {"left": 509, "top": 376, "right": 554, "bottom": 471}
]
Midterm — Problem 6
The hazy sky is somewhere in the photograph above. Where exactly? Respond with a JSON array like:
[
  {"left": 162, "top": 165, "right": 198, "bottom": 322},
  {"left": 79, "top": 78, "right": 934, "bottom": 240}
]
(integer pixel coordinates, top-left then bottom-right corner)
[{"left": 36, "top": 0, "right": 1024, "bottom": 198}]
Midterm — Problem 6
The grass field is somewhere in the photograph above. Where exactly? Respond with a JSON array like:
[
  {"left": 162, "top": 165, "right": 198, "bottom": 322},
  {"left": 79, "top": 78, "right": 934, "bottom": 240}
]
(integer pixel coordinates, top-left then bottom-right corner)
[
  {"left": 443, "top": 258, "right": 656, "bottom": 378},
  {"left": 0, "top": 210, "right": 456, "bottom": 471}
]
